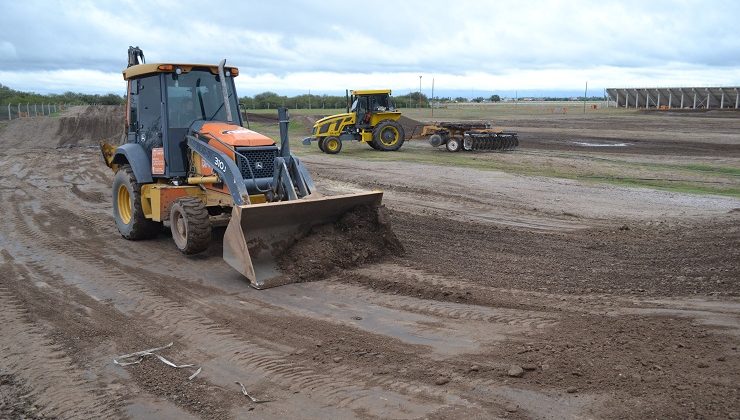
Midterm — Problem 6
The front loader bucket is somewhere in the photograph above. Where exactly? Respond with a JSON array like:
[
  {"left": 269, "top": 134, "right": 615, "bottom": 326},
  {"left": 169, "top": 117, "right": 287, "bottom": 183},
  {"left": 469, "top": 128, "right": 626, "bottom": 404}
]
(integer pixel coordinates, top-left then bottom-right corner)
[{"left": 223, "top": 191, "right": 383, "bottom": 289}]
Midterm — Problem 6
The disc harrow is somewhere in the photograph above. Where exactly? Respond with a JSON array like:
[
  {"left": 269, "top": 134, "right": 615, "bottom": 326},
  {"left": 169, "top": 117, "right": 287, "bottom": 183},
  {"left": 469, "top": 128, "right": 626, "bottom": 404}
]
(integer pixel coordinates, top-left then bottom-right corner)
[
  {"left": 420, "top": 121, "right": 519, "bottom": 152},
  {"left": 464, "top": 131, "right": 519, "bottom": 151}
]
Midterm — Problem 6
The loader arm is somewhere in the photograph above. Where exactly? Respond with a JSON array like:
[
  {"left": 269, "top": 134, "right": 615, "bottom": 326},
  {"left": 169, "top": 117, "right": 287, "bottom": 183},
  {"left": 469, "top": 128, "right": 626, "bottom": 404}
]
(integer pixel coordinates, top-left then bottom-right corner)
[
  {"left": 187, "top": 122, "right": 383, "bottom": 289},
  {"left": 186, "top": 135, "right": 251, "bottom": 205}
]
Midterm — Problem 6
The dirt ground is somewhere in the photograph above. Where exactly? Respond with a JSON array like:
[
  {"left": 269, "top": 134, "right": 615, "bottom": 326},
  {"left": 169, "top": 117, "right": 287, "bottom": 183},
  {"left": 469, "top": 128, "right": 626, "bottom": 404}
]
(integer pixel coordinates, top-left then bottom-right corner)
[{"left": 0, "top": 106, "right": 738, "bottom": 419}]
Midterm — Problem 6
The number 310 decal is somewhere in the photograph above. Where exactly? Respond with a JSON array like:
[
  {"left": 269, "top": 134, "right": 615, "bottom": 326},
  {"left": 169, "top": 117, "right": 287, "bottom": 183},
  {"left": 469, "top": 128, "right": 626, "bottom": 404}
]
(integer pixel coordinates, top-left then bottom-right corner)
[{"left": 213, "top": 156, "right": 227, "bottom": 171}]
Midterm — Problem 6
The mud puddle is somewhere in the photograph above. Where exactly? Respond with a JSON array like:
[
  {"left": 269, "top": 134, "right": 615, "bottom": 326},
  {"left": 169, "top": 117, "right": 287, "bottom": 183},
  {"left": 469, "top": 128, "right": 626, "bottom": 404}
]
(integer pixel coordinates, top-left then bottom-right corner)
[
  {"left": 233, "top": 282, "right": 508, "bottom": 357},
  {"left": 572, "top": 140, "right": 630, "bottom": 147}
]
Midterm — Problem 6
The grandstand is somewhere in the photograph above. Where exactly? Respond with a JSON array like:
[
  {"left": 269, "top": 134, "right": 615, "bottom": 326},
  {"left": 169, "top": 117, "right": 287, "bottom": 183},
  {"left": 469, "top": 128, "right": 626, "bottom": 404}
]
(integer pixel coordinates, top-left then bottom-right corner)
[{"left": 606, "top": 87, "right": 739, "bottom": 109}]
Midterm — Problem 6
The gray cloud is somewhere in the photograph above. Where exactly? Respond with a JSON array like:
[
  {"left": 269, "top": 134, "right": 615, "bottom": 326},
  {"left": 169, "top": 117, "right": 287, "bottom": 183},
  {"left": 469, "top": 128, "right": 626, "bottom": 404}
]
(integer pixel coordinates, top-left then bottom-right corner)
[{"left": 0, "top": 0, "right": 738, "bottom": 93}]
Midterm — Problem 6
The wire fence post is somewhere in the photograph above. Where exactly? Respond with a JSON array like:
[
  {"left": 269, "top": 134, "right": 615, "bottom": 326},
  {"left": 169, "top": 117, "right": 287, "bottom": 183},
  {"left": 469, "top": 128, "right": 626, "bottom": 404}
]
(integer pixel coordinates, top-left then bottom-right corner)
[
  {"left": 7, "top": 104, "right": 10, "bottom": 120},
  {"left": 26, "top": 103, "right": 30, "bottom": 117},
  {"left": 34, "top": 104, "right": 37, "bottom": 116},
  {"left": 17, "top": 103, "right": 21, "bottom": 117}
]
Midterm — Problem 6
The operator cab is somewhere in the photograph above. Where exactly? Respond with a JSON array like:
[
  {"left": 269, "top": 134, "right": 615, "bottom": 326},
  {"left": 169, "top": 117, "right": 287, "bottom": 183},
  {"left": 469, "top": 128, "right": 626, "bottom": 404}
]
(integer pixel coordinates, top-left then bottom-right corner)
[
  {"left": 350, "top": 90, "right": 395, "bottom": 128},
  {"left": 123, "top": 63, "right": 242, "bottom": 178}
]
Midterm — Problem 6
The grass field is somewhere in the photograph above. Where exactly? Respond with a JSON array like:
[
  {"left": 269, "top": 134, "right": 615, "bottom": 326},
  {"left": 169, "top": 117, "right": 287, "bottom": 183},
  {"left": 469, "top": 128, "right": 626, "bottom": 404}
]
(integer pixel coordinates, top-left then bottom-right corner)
[
  {"left": 248, "top": 110, "right": 740, "bottom": 198},
  {"left": 245, "top": 100, "right": 629, "bottom": 119}
]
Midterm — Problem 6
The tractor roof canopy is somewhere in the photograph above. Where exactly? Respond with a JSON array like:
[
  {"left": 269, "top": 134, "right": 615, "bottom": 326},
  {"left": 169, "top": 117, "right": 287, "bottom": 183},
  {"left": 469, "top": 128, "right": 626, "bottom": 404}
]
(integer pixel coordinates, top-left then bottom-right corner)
[
  {"left": 123, "top": 63, "right": 239, "bottom": 80},
  {"left": 351, "top": 89, "right": 391, "bottom": 96}
]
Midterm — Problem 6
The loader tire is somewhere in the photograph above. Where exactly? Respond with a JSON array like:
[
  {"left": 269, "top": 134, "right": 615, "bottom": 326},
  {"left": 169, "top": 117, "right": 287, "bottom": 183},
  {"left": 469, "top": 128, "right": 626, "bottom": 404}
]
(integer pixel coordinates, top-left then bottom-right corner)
[
  {"left": 323, "top": 136, "right": 342, "bottom": 154},
  {"left": 112, "top": 164, "right": 160, "bottom": 240},
  {"left": 318, "top": 137, "right": 326, "bottom": 152},
  {"left": 169, "top": 197, "right": 211, "bottom": 255},
  {"left": 372, "top": 120, "right": 405, "bottom": 151}
]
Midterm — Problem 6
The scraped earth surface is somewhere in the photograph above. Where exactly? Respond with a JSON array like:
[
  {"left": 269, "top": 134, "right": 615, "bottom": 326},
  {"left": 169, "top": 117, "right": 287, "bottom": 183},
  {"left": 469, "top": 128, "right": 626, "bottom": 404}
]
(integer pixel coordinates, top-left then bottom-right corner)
[{"left": 0, "top": 106, "right": 738, "bottom": 419}]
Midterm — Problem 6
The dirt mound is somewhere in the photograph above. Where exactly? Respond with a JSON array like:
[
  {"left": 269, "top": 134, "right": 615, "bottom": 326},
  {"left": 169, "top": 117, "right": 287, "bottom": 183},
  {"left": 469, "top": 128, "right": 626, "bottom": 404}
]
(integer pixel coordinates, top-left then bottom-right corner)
[
  {"left": 277, "top": 205, "right": 403, "bottom": 281},
  {"left": 398, "top": 115, "right": 423, "bottom": 138},
  {"left": 245, "top": 112, "right": 321, "bottom": 136},
  {"left": 0, "top": 105, "right": 124, "bottom": 149},
  {"left": 244, "top": 112, "right": 278, "bottom": 123},
  {"left": 293, "top": 115, "right": 319, "bottom": 134},
  {"left": 56, "top": 105, "right": 124, "bottom": 146},
  {"left": 0, "top": 115, "right": 60, "bottom": 149}
]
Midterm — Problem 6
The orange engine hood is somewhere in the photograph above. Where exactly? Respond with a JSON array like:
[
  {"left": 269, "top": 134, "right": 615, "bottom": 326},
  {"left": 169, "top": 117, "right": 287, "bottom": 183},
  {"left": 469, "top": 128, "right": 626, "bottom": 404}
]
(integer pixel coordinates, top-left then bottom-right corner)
[{"left": 200, "top": 122, "right": 275, "bottom": 147}]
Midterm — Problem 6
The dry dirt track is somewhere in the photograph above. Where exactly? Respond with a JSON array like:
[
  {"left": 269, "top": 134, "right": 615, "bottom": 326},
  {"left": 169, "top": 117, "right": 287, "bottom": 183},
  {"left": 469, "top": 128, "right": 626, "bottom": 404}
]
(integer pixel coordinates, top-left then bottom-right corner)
[{"left": 0, "top": 106, "right": 739, "bottom": 419}]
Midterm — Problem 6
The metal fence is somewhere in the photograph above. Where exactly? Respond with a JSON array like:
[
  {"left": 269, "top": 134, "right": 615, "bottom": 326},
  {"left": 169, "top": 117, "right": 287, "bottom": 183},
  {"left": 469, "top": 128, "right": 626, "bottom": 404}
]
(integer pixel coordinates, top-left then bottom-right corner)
[{"left": 0, "top": 103, "right": 71, "bottom": 121}]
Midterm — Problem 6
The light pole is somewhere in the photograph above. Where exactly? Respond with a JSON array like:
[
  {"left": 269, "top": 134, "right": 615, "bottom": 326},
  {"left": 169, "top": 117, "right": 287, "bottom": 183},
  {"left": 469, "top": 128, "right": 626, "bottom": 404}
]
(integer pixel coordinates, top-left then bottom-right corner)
[{"left": 418, "top": 75, "right": 422, "bottom": 108}]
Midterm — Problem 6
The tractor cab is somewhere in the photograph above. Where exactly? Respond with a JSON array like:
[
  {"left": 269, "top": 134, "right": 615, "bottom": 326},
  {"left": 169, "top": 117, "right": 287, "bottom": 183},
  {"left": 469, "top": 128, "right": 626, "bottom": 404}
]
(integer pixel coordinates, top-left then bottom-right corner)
[{"left": 349, "top": 89, "right": 396, "bottom": 128}]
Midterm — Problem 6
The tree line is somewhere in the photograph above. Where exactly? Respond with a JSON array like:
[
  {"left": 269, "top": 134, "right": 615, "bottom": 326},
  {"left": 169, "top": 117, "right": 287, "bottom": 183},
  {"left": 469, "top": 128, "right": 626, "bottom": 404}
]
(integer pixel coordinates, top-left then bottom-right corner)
[
  {"left": 239, "top": 91, "right": 432, "bottom": 109},
  {"left": 1, "top": 84, "right": 603, "bottom": 110},
  {"left": 0, "top": 84, "right": 125, "bottom": 105}
]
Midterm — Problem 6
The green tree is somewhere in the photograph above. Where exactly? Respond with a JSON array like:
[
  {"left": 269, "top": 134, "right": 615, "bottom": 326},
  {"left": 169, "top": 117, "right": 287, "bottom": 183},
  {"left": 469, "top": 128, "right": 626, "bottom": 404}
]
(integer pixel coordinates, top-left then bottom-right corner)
[
  {"left": 251, "top": 91, "right": 286, "bottom": 109},
  {"left": 394, "top": 92, "right": 429, "bottom": 108}
]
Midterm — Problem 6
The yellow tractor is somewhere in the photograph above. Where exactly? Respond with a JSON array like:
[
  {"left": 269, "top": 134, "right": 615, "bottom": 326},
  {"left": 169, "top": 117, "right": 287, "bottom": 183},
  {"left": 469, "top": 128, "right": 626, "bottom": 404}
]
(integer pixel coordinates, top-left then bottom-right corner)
[
  {"left": 100, "top": 47, "right": 382, "bottom": 289},
  {"left": 303, "top": 89, "right": 405, "bottom": 154}
]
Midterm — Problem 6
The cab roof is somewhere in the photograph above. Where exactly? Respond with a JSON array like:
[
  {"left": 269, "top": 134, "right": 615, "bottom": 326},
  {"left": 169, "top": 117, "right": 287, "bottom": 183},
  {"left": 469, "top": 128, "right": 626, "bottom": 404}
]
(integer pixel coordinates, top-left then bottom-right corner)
[
  {"left": 123, "top": 63, "right": 239, "bottom": 80},
  {"left": 351, "top": 89, "right": 392, "bottom": 96}
]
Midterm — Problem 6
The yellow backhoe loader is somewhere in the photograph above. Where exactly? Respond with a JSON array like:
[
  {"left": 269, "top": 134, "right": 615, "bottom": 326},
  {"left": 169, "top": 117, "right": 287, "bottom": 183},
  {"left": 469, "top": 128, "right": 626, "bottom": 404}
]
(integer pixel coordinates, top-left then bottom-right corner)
[{"left": 100, "top": 47, "right": 382, "bottom": 288}]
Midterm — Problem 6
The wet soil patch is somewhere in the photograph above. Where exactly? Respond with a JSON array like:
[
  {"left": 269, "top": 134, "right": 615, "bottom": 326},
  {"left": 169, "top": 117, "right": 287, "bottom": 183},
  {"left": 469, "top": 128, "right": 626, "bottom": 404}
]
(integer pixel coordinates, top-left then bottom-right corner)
[
  {"left": 519, "top": 131, "right": 740, "bottom": 156},
  {"left": 0, "top": 374, "right": 46, "bottom": 419},
  {"left": 277, "top": 205, "right": 404, "bottom": 282}
]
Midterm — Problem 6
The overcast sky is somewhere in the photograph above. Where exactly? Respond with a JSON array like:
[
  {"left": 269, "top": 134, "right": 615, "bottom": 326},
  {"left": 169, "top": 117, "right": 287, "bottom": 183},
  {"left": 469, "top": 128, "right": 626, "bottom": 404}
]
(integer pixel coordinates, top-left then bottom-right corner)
[{"left": 1, "top": 0, "right": 739, "bottom": 97}]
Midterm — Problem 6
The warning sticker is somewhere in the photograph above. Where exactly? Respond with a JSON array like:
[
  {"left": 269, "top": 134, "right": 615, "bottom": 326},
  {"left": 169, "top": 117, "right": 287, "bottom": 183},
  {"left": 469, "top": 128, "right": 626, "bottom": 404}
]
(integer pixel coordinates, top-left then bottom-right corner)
[{"left": 151, "top": 147, "right": 165, "bottom": 175}]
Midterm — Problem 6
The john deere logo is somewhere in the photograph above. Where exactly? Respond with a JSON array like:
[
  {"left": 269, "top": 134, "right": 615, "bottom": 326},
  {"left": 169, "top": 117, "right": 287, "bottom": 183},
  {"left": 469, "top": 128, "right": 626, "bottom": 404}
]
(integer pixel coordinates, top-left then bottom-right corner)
[{"left": 254, "top": 162, "right": 264, "bottom": 170}]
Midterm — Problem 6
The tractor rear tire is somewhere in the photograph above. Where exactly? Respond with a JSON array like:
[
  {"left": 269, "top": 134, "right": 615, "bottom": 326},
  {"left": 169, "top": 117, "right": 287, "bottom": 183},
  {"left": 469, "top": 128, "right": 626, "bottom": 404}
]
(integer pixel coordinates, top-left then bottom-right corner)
[
  {"left": 112, "top": 164, "right": 160, "bottom": 240},
  {"left": 446, "top": 137, "right": 462, "bottom": 152},
  {"left": 371, "top": 120, "right": 405, "bottom": 151},
  {"left": 169, "top": 197, "right": 211, "bottom": 255},
  {"left": 323, "top": 136, "right": 342, "bottom": 154}
]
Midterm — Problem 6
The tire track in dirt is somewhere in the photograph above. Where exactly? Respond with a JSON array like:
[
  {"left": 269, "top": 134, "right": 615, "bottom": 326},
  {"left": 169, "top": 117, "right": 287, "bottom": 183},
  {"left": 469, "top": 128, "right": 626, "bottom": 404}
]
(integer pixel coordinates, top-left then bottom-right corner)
[
  {"left": 0, "top": 279, "right": 120, "bottom": 418},
  {"left": 1, "top": 171, "right": 577, "bottom": 416},
  {"left": 0, "top": 244, "right": 249, "bottom": 419},
  {"left": 322, "top": 281, "right": 559, "bottom": 328},
  {"left": 2, "top": 192, "right": 473, "bottom": 418}
]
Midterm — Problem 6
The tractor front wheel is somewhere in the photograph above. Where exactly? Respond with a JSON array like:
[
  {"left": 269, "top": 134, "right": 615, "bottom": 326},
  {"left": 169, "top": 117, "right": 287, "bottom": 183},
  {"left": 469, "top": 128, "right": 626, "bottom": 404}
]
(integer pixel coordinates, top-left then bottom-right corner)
[
  {"left": 112, "top": 164, "right": 160, "bottom": 240},
  {"left": 169, "top": 197, "right": 211, "bottom": 254},
  {"left": 323, "top": 136, "right": 342, "bottom": 154}
]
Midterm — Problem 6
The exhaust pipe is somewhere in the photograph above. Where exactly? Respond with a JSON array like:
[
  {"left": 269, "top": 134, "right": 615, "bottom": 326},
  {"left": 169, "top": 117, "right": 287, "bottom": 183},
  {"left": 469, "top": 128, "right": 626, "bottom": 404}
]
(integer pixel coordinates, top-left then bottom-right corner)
[{"left": 218, "top": 59, "right": 233, "bottom": 123}]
